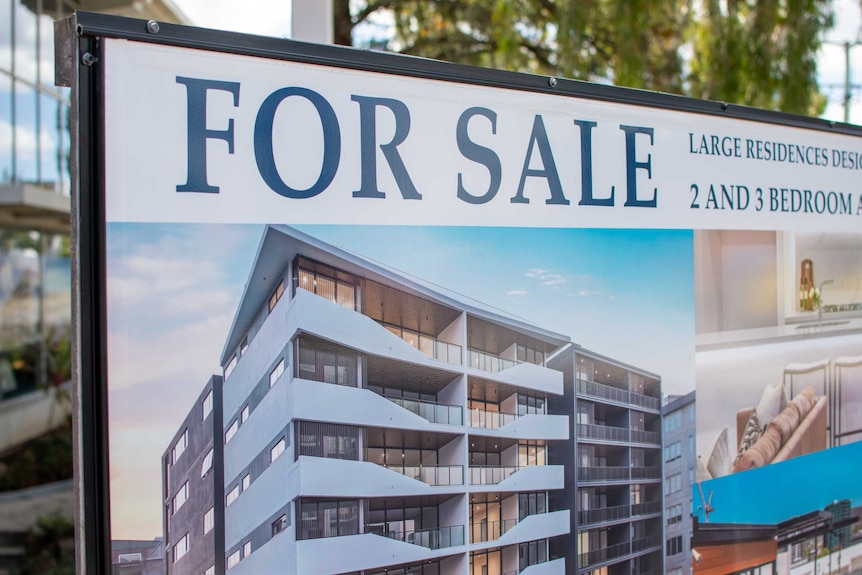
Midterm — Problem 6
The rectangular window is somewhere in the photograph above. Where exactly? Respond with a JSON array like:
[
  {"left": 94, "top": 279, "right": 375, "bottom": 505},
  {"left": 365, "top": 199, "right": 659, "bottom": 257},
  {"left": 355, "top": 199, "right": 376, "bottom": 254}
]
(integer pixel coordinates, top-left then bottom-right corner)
[
  {"left": 269, "top": 280, "right": 285, "bottom": 312},
  {"left": 171, "top": 430, "right": 188, "bottom": 465},
  {"left": 227, "top": 550, "right": 240, "bottom": 569},
  {"left": 201, "top": 448, "right": 214, "bottom": 478},
  {"left": 241, "top": 404, "right": 250, "bottom": 424},
  {"left": 225, "top": 419, "right": 238, "bottom": 444},
  {"left": 224, "top": 354, "right": 237, "bottom": 379},
  {"left": 242, "top": 473, "right": 251, "bottom": 491},
  {"left": 205, "top": 567, "right": 215, "bottom": 575},
  {"left": 227, "top": 485, "right": 240, "bottom": 508},
  {"left": 172, "top": 482, "right": 189, "bottom": 514},
  {"left": 295, "top": 257, "right": 358, "bottom": 311},
  {"left": 202, "top": 389, "right": 213, "bottom": 421},
  {"left": 173, "top": 533, "right": 189, "bottom": 563},
  {"left": 297, "top": 499, "right": 359, "bottom": 540},
  {"left": 665, "top": 441, "right": 681, "bottom": 462},
  {"left": 665, "top": 473, "right": 682, "bottom": 495},
  {"left": 666, "top": 535, "right": 683, "bottom": 556},
  {"left": 270, "top": 358, "right": 285, "bottom": 387},
  {"left": 666, "top": 503, "right": 682, "bottom": 525},
  {"left": 240, "top": 335, "right": 248, "bottom": 356},
  {"left": 271, "top": 437, "right": 286, "bottom": 463},
  {"left": 272, "top": 514, "right": 288, "bottom": 536},
  {"left": 294, "top": 337, "right": 358, "bottom": 386},
  {"left": 243, "top": 541, "right": 251, "bottom": 557},
  {"left": 204, "top": 507, "right": 214, "bottom": 534}
]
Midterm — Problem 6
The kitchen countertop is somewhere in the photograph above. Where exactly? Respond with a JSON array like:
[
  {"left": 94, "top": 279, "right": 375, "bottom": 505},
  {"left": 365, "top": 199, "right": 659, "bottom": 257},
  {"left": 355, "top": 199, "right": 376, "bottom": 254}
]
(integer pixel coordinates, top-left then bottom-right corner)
[{"left": 696, "top": 316, "right": 862, "bottom": 351}]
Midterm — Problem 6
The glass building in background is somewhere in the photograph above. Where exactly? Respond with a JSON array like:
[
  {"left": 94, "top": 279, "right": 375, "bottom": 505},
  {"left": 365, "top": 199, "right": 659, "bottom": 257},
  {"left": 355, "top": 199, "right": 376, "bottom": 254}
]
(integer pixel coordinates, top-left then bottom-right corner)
[
  {"left": 0, "top": 0, "right": 187, "bottom": 410},
  {"left": 0, "top": 1, "right": 187, "bottom": 573}
]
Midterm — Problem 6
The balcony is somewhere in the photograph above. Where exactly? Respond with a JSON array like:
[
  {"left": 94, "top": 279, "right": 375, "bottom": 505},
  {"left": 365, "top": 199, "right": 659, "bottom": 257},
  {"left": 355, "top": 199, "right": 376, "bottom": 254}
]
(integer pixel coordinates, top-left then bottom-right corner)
[
  {"left": 630, "top": 429, "right": 661, "bottom": 445},
  {"left": 468, "top": 408, "right": 519, "bottom": 430},
  {"left": 374, "top": 524, "right": 465, "bottom": 550},
  {"left": 575, "top": 379, "right": 660, "bottom": 412},
  {"left": 382, "top": 322, "right": 462, "bottom": 366},
  {"left": 469, "top": 409, "right": 569, "bottom": 441},
  {"left": 631, "top": 534, "right": 662, "bottom": 553},
  {"left": 578, "top": 541, "right": 630, "bottom": 568},
  {"left": 631, "top": 501, "right": 661, "bottom": 517},
  {"left": 578, "top": 466, "right": 660, "bottom": 483},
  {"left": 379, "top": 464, "right": 464, "bottom": 487},
  {"left": 387, "top": 396, "right": 463, "bottom": 425},
  {"left": 470, "top": 518, "right": 518, "bottom": 543},
  {"left": 577, "top": 423, "right": 628, "bottom": 443},
  {"left": 468, "top": 348, "right": 517, "bottom": 373},
  {"left": 630, "top": 466, "right": 661, "bottom": 480},
  {"left": 471, "top": 511, "right": 570, "bottom": 549},
  {"left": 469, "top": 465, "right": 564, "bottom": 493},
  {"left": 296, "top": 530, "right": 464, "bottom": 574},
  {"left": 577, "top": 466, "right": 629, "bottom": 482},
  {"left": 469, "top": 466, "right": 518, "bottom": 485},
  {"left": 577, "top": 505, "right": 629, "bottom": 526}
]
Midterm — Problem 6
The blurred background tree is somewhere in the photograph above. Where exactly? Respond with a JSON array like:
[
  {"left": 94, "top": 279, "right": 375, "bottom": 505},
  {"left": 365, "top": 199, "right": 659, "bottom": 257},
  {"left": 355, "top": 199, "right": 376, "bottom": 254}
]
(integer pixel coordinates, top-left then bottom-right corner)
[{"left": 332, "top": 0, "right": 833, "bottom": 116}]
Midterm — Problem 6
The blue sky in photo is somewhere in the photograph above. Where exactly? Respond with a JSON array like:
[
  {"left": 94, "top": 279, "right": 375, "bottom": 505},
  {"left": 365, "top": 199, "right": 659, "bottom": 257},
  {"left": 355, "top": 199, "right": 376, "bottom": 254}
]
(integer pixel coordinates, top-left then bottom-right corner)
[
  {"left": 694, "top": 441, "right": 862, "bottom": 525},
  {"left": 105, "top": 222, "right": 695, "bottom": 539}
]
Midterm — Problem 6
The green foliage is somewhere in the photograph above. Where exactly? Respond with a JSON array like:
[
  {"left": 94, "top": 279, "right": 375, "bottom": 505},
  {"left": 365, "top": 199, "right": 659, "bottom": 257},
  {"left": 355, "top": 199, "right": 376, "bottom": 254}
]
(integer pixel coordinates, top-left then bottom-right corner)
[
  {"left": 688, "top": 0, "right": 832, "bottom": 114},
  {"left": 336, "top": 0, "right": 833, "bottom": 115},
  {"left": 0, "top": 428, "right": 73, "bottom": 492},
  {"left": 13, "top": 513, "right": 75, "bottom": 575}
]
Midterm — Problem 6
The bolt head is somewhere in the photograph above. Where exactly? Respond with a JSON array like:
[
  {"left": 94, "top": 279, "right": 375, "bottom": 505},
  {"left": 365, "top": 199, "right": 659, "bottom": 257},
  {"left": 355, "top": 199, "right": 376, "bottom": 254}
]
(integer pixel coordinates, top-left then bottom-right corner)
[
  {"left": 548, "top": 77, "right": 558, "bottom": 88},
  {"left": 147, "top": 20, "right": 160, "bottom": 34}
]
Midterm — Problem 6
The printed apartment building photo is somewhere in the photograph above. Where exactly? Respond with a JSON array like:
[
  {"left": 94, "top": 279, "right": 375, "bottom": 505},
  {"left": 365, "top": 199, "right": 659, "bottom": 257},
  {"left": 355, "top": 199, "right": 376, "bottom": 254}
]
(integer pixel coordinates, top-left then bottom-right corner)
[{"left": 148, "top": 225, "right": 684, "bottom": 575}]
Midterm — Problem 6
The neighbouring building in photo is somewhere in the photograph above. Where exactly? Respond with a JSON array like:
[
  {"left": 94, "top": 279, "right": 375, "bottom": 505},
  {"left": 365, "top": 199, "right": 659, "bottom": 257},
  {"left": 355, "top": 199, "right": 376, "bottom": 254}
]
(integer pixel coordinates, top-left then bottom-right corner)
[
  {"left": 661, "top": 391, "right": 696, "bottom": 575},
  {"left": 160, "top": 225, "right": 666, "bottom": 575},
  {"left": 547, "top": 346, "right": 665, "bottom": 575}
]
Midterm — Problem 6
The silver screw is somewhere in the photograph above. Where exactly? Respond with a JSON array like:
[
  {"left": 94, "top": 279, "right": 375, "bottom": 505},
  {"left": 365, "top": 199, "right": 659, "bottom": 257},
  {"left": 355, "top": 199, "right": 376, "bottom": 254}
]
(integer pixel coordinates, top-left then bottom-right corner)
[
  {"left": 81, "top": 52, "right": 97, "bottom": 66},
  {"left": 720, "top": 102, "right": 728, "bottom": 111},
  {"left": 548, "top": 77, "right": 558, "bottom": 88},
  {"left": 147, "top": 20, "right": 160, "bottom": 34}
]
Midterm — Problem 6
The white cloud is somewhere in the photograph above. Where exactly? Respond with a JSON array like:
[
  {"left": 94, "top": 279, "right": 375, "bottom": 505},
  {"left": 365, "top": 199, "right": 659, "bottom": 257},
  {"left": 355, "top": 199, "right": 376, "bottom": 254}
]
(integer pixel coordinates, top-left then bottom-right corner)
[
  {"left": 506, "top": 289, "right": 528, "bottom": 296},
  {"left": 525, "top": 268, "right": 547, "bottom": 278},
  {"left": 540, "top": 274, "right": 566, "bottom": 286}
]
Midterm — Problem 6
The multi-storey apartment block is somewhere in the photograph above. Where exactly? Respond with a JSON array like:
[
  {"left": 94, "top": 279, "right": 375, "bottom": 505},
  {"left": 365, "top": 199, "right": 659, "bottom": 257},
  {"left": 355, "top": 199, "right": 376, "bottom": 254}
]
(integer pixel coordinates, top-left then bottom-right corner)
[
  {"left": 162, "top": 225, "right": 665, "bottom": 575},
  {"left": 661, "top": 391, "right": 696, "bottom": 575},
  {"left": 215, "top": 225, "right": 575, "bottom": 575},
  {"left": 162, "top": 376, "right": 225, "bottom": 575},
  {"left": 548, "top": 347, "right": 664, "bottom": 575}
]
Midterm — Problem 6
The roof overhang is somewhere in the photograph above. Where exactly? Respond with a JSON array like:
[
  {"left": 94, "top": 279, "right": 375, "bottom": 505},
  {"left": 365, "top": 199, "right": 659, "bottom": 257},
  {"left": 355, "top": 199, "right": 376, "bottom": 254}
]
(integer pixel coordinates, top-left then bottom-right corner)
[{"left": 0, "top": 183, "right": 71, "bottom": 233}]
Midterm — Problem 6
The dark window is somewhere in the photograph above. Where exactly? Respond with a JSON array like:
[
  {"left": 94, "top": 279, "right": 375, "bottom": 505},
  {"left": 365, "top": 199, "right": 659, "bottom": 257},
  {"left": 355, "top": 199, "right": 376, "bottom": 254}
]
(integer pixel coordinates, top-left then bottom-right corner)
[
  {"left": 519, "top": 539, "right": 547, "bottom": 570},
  {"left": 272, "top": 514, "right": 288, "bottom": 537},
  {"left": 294, "top": 337, "right": 358, "bottom": 386},
  {"left": 518, "top": 492, "right": 547, "bottom": 520},
  {"left": 666, "top": 535, "right": 683, "bottom": 556},
  {"left": 296, "top": 422, "right": 360, "bottom": 460},
  {"left": 297, "top": 499, "right": 359, "bottom": 540},
  {"left": 294, "top": 256, "right": 358, "bottom": 311}
]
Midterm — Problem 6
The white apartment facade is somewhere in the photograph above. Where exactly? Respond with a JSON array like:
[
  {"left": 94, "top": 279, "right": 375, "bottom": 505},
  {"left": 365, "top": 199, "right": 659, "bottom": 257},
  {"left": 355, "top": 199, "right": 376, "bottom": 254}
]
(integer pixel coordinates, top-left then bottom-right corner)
[{"left": 214, "top": 225, "right": 572, "bottom": 575}]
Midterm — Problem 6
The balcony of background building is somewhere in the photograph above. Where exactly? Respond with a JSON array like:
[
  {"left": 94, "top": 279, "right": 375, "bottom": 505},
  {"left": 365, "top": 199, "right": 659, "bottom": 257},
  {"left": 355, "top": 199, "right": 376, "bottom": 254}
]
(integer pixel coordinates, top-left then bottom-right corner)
[{"left": 574, "top": 355, "right": 661, "bottom": 413}]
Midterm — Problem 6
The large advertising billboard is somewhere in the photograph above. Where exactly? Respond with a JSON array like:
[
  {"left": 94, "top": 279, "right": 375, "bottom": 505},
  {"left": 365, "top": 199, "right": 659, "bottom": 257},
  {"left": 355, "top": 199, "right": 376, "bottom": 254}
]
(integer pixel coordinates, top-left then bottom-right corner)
[{"left": 72, "top": 12, "right": 862, "bottom": 575}]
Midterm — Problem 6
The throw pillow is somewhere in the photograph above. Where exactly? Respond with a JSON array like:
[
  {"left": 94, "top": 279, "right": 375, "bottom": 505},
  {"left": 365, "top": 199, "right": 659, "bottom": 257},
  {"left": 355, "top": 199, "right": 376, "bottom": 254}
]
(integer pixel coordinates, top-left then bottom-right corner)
[{"left": 755, "top": 381, "right": 787, "bottom": 427}]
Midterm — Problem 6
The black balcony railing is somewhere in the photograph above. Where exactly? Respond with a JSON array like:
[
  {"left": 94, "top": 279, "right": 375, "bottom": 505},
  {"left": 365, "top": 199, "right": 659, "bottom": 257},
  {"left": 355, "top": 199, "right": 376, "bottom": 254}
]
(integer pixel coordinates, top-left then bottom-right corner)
[
  {"left": 631, "top": 534, "right": 662, "bottom": 553},
  {"left": 630, "top": 466, "right": 661, "bottom": 480},
  {"left": 576, "top": 379, "right": 660, "bottom": 411},
  {"left": 577, "top": 466, "right": 629, "bottom": 482},
  {"left": 578, "top": 541, "right": 630, "bottom": 568},
  {"left": 577, "top": 423, "right": 629, "bottom": 442},
  {"left": 578, "top": 505, "right": 630, "bottom": 525},
  {"left": 630, "top": 429, "right": 661, "bottom": 445},
  {"left": 631, "top": 501, "right": 661, "bottom": 516}
]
